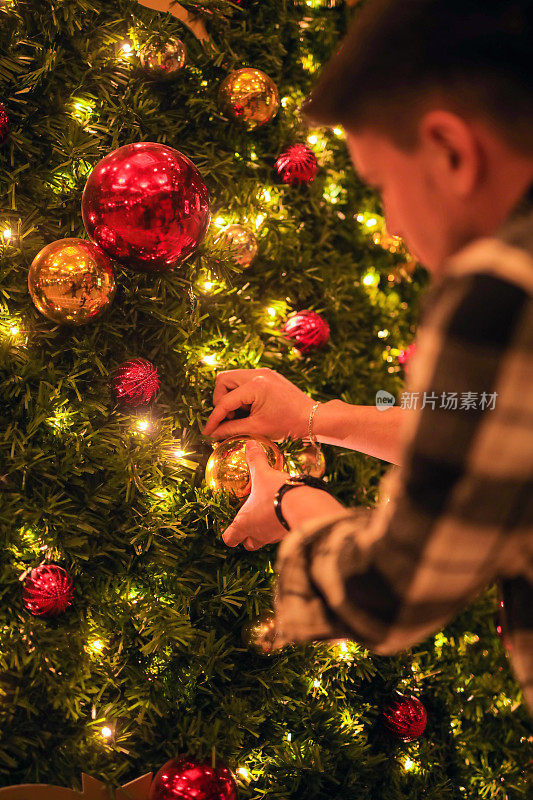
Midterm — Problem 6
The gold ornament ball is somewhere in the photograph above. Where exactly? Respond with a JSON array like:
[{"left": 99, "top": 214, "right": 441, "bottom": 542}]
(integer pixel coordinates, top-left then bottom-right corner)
[
  {"left": 205, "top": 434, "right": 285, "bottom": 499},
  {"left": 291, "top": 444, "right": 326, "bottom": 479},
  {"left": 218, "top": 67, "right": 279, "bottom": 129},
  {"left": 215, "top": 224, "right": 258, "bottom": 267},
  {"left": 140, "top": 38, "right": 187, "bottom": 75},
  {"left": 28, "top": 238, "right": 116, "bottom": 325},
  {"left": 242, "top": 614, "right": 278, "bottom": 656}
]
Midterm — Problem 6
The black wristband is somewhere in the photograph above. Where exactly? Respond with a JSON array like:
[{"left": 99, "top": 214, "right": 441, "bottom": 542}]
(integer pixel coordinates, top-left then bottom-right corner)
[{"left": 274, "top": 475, "right": 331, "bottom": 531}]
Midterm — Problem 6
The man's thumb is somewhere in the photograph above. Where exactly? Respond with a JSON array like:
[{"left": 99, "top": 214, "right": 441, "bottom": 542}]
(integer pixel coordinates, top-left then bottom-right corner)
[{"left": 245, "top": 439, "right": 266, "bottom": 473}]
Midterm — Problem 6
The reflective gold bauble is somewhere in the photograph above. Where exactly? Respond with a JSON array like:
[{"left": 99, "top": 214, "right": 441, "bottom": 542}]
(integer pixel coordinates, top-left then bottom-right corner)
[
  {"left": 205, "top": 434, "right": 285, "bottom": 498},
  {"left": 140, "top": 38, "right": 187, "bottom": 75},
  {"left": 218, "top": 68, "right": 279, "bottom": 129},
  {"left": 242, "top": 614, "right": 278, "bottom": 656},
  {"left": 215, "top": 224, "right": 258, "bottom": 267},
  {"left": 28, "top": 238, "right": 116, "bottom": 325},
  {"left": 290, "top": 444, "right": 326, "bottom": 479}
]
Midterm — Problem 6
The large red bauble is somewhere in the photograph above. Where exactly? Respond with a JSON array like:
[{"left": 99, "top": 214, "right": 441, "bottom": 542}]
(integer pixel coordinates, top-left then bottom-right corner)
[
  {"left": 22, "top": 564, "right": 74, "bottom": 617},
  {"left": 82, "top": 142, "right": 210, "bottom": 273},
  {"left": 149, "top": 756, "right": 238, "bottom": 800},
  {"left": 382, "top": 694, "right": 427, "bottom": 742}
]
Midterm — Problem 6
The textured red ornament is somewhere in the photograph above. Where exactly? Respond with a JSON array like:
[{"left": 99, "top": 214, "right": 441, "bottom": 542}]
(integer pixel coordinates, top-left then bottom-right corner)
[
  {"left": 382, "top": 694, "right": 427, "bottom": 742},
  {"left": 82, "top": 142, "right": 211, "bottom": 273},
  {"left": 398, "top": 341, "right": 417, "bottom": 370},
  {"left": 274, "top": 144, "right": 318, "bottom": 186},
  {"left": 149, "top": 756, "right": 238, "bottom": 800},
  {"left": 112, "top": 358, "right": 160, "bottom": 406},
  {"left": 0, "top": 103, "right": 9, "bottom": 141},
  {"left": 22, "top": 565, "right": 74, "bottom": 617},
  {"left": 282, "top": 310, "right": 330, "bottom": 354}
]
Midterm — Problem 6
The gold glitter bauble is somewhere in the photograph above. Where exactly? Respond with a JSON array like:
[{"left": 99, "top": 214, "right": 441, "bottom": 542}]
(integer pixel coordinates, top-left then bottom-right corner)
[
  {"left": 291, "top": 444, "right": 326, "bottom": 478},
  {"left": 28, "top": 238, "right": 116, "bottom": 325},
  {"left": 140, "top": 38, "right": 187, "bottom": 75},
  {"left": 205, "top": 434, "right": 285, "bottom": 498},
  {"left": 218, "top": 68, "right": 279, "bottom": 129},
  {"left": 242, "top": 614, "right": 278, "bottom": 656},
  {"left": 215, "top": 224, "right": 258, "bottom": 267}
]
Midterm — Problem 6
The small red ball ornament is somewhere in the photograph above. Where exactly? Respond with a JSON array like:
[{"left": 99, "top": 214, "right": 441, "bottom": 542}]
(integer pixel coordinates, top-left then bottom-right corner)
[
  {"left": 0, "top": 103, "right": 9, "bottom": 141},
  {"left": 382, "top": 694, "right": 427, "bottom": 742},
  {"left": 112, "top": 358, "right": 160, "bottom": 407},
  {"left": 149, "top": 756, "right": 238, "bottom": 800},
  {"left": 22, "top": 565, "right": 74, "bottom": 617},
  {"left": 282, "top": 310, "right": 330, "bottom": 354},
  {"left": 82, "top": 142, "right": 210, "bottom": 273},
  {"left": 274, "top": 143, "right": 318, "bottom": 186},
  {"left": 398, "top": 342, "right": 417, "bottom": 373}
]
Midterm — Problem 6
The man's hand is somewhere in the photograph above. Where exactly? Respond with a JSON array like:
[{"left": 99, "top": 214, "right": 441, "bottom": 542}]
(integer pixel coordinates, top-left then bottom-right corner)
[
  {"left": 222, "top": 440, "right": 291, "bottom": 550},
  {"left": 222, "top": 440, "right": 348, "bottom": 551}
]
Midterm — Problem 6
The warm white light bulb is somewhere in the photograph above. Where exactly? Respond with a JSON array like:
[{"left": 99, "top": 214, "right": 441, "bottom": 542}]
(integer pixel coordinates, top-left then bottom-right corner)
[
  {"left": 267, "top": 307, "right": 276, "bottom": 317},
  {"left": 173, "top": 448, "right": 185, "bottom": 458},
  {"left": 137, "top": 419, "right": 150, "bottom": 432},
  {"left": 366, "top": 218, "right": 377, "bottom": 227},
  {"left": 101, "top": 726, "right": 113, "bottom": 739},
  {"left": 404, "top": 757, "right": 415, "bottom": 771},
  {"left": 203, "top": 354, "right": 217, "bottom": 366},
  {"left": 236, "top": 767, "right": 250, "bottom": 780},
  {"left": 363, "top": 273, "right": 375, "bottom": 286},
  {"left": 2, "top": 228, "right": 12, "bottom": 240},
  {"left": 10, "top": 325, "right": 19, "bottom": 335}
]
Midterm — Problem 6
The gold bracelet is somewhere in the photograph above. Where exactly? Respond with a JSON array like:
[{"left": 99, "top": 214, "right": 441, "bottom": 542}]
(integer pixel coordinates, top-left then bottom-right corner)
[{"left": 308, "top": 401, "right": 321, "bottom": 447}]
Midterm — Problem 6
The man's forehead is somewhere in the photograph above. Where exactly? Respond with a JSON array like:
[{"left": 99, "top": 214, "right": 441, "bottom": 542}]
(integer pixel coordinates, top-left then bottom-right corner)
[{"left": 345, "top": 129, "right": 385, "bottom": 177}]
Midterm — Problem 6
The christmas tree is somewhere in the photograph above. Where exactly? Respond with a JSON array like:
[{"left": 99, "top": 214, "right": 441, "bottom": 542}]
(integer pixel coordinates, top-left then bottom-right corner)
[{"left": 0, "top": 0, "right": 530, "bottom": 797}]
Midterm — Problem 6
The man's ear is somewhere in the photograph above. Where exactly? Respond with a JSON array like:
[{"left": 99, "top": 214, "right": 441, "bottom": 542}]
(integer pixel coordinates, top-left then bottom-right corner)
[{"left": 419, "top": 109, "right": 482, "bottom": 197}]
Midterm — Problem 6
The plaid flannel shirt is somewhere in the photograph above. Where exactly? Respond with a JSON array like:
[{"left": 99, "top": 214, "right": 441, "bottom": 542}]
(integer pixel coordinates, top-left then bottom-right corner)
[{"left": 270, "top": 180, "right": 533, "bottom": 712}]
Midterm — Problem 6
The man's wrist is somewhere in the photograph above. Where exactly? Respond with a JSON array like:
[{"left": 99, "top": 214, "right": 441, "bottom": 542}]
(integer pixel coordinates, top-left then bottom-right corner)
[{"left": 280, "top": 484, "right": 345, "bottom": 530}]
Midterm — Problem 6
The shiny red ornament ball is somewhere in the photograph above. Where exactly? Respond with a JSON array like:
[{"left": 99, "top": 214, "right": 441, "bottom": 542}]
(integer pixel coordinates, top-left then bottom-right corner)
[
  {"left": 282, "top": 310, "right": 330, "bottom": 354},
  {"left": 82, "top": 142, "right": 210, "bottom": 273},
  {"left": 0, "top": 103, "right": 9, "bottom": 141},
  {"left": 274, "top": 143, "right": 318, "bottom": 186},
  {"left": 22, "top": 565, "right": 74, "bottom": 617},
  {"left": 382, "top": 694, "right": 427, "bottom": 742},
  {"left": 149, "top": 756, "right": 238, "bottom": 800},
  {"left": 112, "top": 358, "right": 160, "bottom": 406}
]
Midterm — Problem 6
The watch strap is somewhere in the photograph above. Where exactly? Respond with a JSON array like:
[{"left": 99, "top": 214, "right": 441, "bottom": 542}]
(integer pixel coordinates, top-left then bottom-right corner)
[{"left": 274, "top": 475, "right": 331, "bottom": 531}]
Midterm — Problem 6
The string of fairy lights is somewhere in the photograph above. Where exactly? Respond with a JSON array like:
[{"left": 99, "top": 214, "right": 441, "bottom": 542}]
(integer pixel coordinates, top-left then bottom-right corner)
[{"left": 0, "top": 0, "right": 474, "bottom": 787}]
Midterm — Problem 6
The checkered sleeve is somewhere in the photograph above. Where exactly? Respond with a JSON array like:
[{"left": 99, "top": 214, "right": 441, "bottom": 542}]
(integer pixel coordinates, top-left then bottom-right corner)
[{"left": 272, "top": 270, "right": 532, "bottom": 656}]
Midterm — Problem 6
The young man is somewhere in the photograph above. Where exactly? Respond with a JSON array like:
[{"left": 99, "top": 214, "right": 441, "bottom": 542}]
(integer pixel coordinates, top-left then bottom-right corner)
[{"left": 202, "top": 0, "right": 533, "bottom": 710}]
